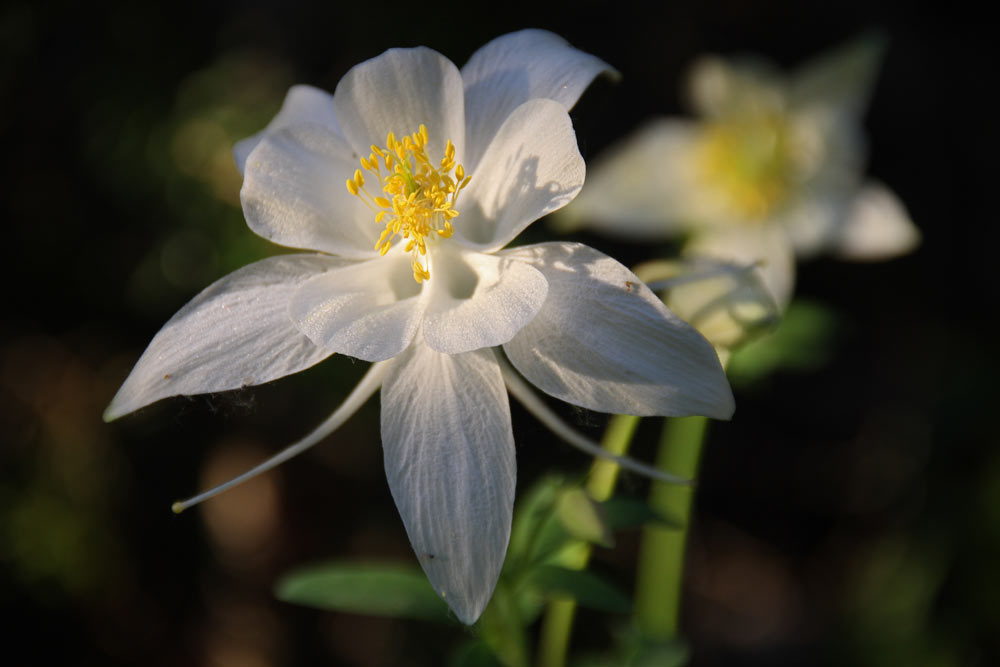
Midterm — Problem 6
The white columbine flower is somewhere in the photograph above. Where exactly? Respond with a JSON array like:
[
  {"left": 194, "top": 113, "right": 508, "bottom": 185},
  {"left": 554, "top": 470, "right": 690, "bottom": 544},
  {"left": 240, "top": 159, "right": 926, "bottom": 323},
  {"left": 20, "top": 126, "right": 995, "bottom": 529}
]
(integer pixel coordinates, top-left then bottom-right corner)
[
  {"left": 104, "top": 30, "right": 734, "bottom": 624},
  {"left": 558, "top": 35, "right": 920, "bottom": 308}
]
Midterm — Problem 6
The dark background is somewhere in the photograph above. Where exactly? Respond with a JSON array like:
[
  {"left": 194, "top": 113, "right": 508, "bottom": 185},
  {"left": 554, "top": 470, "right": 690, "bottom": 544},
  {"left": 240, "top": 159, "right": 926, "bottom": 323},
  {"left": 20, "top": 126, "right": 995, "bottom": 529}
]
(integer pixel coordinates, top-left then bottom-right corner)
[{"left": 2, "top": 1, "right": 996, "bottom": 665}]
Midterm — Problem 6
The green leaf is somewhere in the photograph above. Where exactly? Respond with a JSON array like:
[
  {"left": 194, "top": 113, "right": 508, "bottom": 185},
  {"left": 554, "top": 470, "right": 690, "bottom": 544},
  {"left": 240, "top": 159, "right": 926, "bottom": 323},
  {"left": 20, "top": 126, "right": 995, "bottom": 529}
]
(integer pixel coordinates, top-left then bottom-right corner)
[
  {"left": 528, "top": 565, "right": 631, "bottom": 614},
  {"left": 449, "top": 640, "right": 504, "bottom": 667},
  {"left": 478, "top": 580, "right": 531, "bottom": 667},
  {"left": 556, "top": 488, "right": 614, "bottom": 548},
  {"left": 727, "top": 299, "right": 839, "bottom": 386},
  {"left": 506, "top": 475, "right": 564, "bottom": 571},
  {"left": 526, "top": 513, "right": 575, "bottom": 567},
  {"left": 573, "top": 631, "right": 689, "bottom": 667},
  {"left": 275, "top": 561, "right": 452, "bottom": 623},
  {"left": 627, "top": 642, "right": 689, "bottom": 667},
  {"left": 602, "top": 496, "right": 682, "bottom": 531}
]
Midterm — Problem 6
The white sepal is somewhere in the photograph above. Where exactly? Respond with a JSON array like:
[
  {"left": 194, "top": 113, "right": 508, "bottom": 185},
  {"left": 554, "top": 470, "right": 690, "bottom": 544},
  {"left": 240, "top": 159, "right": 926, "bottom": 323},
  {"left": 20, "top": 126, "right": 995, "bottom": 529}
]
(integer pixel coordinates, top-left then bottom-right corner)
[
  {"left": 380, "top": 344, "right": 515, "bottom": 624},
  {"left": 832, "top": 182, "right": 920, "bottom": 261},
  {"left": 104, "top": 254, "right": 345, "bottom": 421},
  {"left": 502, "top": 242, "right": 734, "bottom": 420},
  {"left": 555, "top": 119, "right": 702, "bottom": 237}
]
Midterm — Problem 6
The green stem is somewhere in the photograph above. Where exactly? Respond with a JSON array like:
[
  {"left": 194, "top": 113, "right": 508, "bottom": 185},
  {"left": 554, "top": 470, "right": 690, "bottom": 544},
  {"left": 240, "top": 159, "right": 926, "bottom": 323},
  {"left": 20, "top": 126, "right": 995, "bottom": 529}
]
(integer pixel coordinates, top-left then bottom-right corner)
[
  {"left": 535, "top": 414, "right": 641, "bottom": 667},
  {"left": 633, "top": 415, "right": 709, "bottom": 640}
]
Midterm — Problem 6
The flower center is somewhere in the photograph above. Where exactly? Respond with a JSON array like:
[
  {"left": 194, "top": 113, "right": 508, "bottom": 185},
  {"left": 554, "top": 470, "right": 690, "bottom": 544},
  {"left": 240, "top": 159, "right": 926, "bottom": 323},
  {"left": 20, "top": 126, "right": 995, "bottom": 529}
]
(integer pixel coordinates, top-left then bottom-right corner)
[
  {"left": 696, "top": 112, "right": 797, "bottom": 221},
  {"left": 347, "top": 124, "right": 471, "bottom": 283}
]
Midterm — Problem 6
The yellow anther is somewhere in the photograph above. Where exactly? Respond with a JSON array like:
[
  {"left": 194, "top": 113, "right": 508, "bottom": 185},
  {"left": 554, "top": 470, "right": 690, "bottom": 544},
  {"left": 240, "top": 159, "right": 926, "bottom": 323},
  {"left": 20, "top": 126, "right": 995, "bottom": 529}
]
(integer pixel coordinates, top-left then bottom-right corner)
[{"left": 347, "top": 125, "right": 471, "bottom": 282}]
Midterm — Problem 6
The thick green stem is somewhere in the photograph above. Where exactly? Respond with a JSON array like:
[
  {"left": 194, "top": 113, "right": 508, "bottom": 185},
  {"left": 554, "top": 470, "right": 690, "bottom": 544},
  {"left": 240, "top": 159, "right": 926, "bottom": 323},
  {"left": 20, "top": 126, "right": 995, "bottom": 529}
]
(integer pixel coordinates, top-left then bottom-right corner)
[
  {"left": 535, "top": 414, "right": 641, "bottom": 667},
  {"left": 633, "top": 415, "right": 709, "bottom": 640}
]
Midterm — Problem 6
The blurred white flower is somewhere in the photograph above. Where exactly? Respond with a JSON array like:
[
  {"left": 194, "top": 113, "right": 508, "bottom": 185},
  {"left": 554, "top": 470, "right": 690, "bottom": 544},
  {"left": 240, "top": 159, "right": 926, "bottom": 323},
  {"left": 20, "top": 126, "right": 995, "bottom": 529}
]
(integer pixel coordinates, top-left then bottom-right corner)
[
  {"left": 633, "top": 258, "right": 780, "bottom": 365},
  {"left": 559, "top": 35, "right": 920, "bottom": 307},
  {"left": 104, "top": 30, "right": 734, "bottom": 623}
]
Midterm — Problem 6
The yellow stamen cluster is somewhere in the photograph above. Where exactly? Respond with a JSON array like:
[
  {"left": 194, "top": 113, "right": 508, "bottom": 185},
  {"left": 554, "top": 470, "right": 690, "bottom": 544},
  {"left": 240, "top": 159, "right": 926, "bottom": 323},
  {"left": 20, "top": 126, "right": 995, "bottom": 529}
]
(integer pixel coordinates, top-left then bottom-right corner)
[
  {"left": 697, "top": 113, "right": 797, "bottom": 221},
  {"left": 347, "top": 124, "right": 471, "bottom": 282}
]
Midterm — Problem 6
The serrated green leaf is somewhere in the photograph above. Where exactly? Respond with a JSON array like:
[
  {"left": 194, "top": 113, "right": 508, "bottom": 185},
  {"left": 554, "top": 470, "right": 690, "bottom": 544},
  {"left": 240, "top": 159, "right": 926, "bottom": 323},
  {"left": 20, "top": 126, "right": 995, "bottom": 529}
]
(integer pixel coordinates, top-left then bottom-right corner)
[
  {"left": 602, "top": 496, "right": 682, "bottom": 531},
  {"left": 275, "top": 561, "right": 452, "bottom": 623},
  {"left": 528, "top": 565, "right": 630, "bottom": 614}
]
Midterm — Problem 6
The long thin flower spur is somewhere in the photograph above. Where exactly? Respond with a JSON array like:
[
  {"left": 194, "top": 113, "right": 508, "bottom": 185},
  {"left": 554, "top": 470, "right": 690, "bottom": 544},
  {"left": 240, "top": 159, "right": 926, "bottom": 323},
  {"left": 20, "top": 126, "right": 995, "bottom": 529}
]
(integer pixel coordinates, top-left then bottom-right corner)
[{"left": 104, "top": 30, "right": 734, "bottom": 623}]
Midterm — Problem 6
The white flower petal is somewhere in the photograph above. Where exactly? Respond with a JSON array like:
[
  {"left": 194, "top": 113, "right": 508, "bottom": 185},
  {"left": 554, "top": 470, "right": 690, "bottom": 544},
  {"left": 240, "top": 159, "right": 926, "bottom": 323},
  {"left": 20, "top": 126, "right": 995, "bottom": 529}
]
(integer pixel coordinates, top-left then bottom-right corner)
[
  {"left": 104, "top": 254, "right": 345, "bottom": 421},
  {"left": 788, "top": 33, "right": 886, "bottom": 117},
  {"left": 422, "top": 248, "right": 548, "bottom": 354},
  {"left": 778, "top": 192, "right": 846, "bottom": 258},
  {"left": 333, "top": 47, "right": 465, "bottom": 164},
  {"left": 686, "top": 55, "right": 785, "bottom": 119},
  {"left": 461, "top": 29, "right": 616, "bottom": 172},
  {"left": 502, "top": 242, "right": 734, "bottom": 419},
  {"left": 554, "top": 119, "right": 702, "bottom": 237},
  {"left": 380, "top": 344, "right": 515, "bottom": 624},
  {"left": 686, "top": 223, "right": 797, "bottom": 310},
  {"left": 777, "top": 109, "right": 867, "bottom": 257},
  {"left": 288, "top": 253, "right": 425, "bottom": 362},
  {"left": 457, "top": 99, "right": 584, "bottom": 251},
  {"left": 233, "top": 84, "right": 342, "bottom": 174},
  {"left": 832, "top": 181, "right": 920, "bottom": 260},
  {"left": 241, "top": 124, "right": 378, "bottom": 257}
]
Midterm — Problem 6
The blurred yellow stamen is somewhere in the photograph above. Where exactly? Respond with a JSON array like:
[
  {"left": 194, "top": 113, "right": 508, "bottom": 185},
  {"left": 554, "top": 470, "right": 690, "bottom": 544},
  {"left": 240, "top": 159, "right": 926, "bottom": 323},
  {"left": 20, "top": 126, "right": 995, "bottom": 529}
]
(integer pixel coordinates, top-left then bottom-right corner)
[
  {"left": 696, "top": 112, "right": 798, "bottom": 221},
  {"left": 347, "top": 124, "right": 471, "bottom": 282}
]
